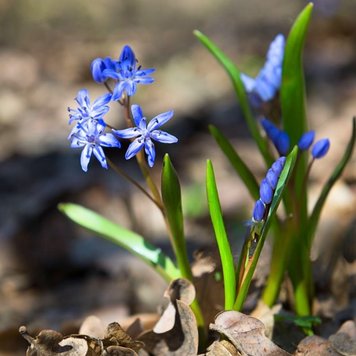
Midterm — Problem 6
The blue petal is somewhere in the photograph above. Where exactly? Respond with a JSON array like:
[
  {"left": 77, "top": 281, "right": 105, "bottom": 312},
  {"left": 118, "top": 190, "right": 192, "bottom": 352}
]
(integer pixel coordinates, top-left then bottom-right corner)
[
  {"left": 147, "top": 110, "right": 174, "bottom": 131},
  {"left": 260, "top": 118, "right": 280, "bottom": 142},
  {"left": 76, "top": 89, "right": 90, "bottom": 108},
  {"left": 93, "top": 146, "right": 108, "bottom": 169},
  {"left": 240, "top": 73, "right": 256, "bottom": 92},
  {"left": 113, "top": 127, "right": 141, "bottom": 139},
  {"left": 134, "top": 77, "right": 154, "bottom": 85},
  {"left": 103, "top": 69, "right": 121, "bottom": 80},
  {"left": 144, "top": 139, "right": 156, "bottom": 167},
  {"left": 126, "top": 81, "right": 137, "bottom": 96},
  {"left": 136, "top": 68, "right": 156, "bottom": 76},
  {"left": 125, "top": 138, "right": 145, "bottom": 160},
  {"left": 312, "top": 138, "right": 330, "bottom": 159},
  {"left": 119, "top": 45, "right": 136, "bottom": 69},
  {"left": 91, "top": 58, "right": 106, "bottom": 83},
  {"left": 93, "top": 93, "right": 112, "bottom": 109},
  {"left": 80, "top": 144, "right": 93, "bottom": 172},
  {"left": 150, "top": 130, "right": 178, "bottom": 144},
  {"left": 131, "top": 105, "right": 144, "bottom": 127},
  {"left": 112, "top": 81, "right": 127, "bottom": 101},
  {"left": 99, "top": 133, "right": 121, "bottom": 148}
]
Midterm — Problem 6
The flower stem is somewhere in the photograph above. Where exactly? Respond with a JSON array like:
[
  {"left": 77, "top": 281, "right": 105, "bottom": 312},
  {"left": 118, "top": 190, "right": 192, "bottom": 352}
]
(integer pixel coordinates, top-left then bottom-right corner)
[{"left": 107, "top": 158, "right": 162, "bottom": 210}]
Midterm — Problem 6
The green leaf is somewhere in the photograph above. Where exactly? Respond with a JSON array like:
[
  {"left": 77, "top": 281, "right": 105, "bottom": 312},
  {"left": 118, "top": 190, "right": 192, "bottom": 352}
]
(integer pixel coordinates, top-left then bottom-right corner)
[
  {"left": 161, "top": 154, "right": 193, "bottom": 281},
  {"left": 234, "top": 147, "right": 298, "bottom": 310},
  {"left": 206, "top": 160, "right": 236, "bottom": 310},
  {"left": 209, "top": 124, "right": 259, "bottom": 200},
  {"left": 306, "top": 117, "right": 356, "bottom": 249},
  {"left": 58, "top": 203, "right": 181, "bottom": 282},
  {"left": 281, "top": 3, "right": 313, "bottom": 144},
  {"left": 194, "top": 30, "right": 273, "bottom": 166}
]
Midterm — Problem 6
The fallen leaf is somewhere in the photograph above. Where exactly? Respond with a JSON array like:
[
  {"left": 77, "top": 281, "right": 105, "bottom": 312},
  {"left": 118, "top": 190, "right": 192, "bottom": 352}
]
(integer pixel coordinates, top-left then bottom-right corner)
[
  {"left": 138, "top": 278, "right": 199, "bottom": 355},
  {"left": 210, "top": 311, "right": 291, "bottom": 356},
  {"left": 329, "top": 320, "right": 356, "bottom": 356},
  {"left": 294, "top": 335, "right": 339, "bottom": 356}
]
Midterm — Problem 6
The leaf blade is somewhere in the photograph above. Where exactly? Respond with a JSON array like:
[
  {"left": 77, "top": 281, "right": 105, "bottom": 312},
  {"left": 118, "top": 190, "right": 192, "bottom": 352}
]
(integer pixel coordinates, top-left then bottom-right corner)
[{"left": 58, "top": 203, "right": 181, "bottom": 281}]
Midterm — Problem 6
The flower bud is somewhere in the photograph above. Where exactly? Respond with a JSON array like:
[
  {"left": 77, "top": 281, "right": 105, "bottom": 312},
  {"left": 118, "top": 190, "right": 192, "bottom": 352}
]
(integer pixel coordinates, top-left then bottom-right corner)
[
  {"left": 253, "top": 199, "right": 266, "bottom": 221},
  {"left": 266, "top": 168, "right": 279, "bottom": 189},
  {"left": 271, "top": 156, "right": 286, "bottom": 176},
  {"left": 298, "top": 130, "right": 315, "bottom": 150},
  {"left": 260, "top": 178, "right": 273, "bottom": 204},
  {"left": 260, "top": 118, "right": 279, "bottom": 142},
  {"left": 91, "top": 57, "right": 115, "bottom": 83},
  {"left": 312, "top": 138, "right": 330, "bottom": 159},
  {"left": 275, "top": 131, "right": 290, "bottom": 155}
]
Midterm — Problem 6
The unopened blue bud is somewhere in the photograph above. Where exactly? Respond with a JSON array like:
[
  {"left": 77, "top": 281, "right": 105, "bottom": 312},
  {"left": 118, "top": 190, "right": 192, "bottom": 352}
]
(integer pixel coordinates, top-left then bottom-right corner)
[
  {"left": 91, "top": 57, "right": 116, "bottom": 83},
  {"left": 253, "top": 199, "right": 266, "bottom": 221},
  {"left": 271, "top": 156, "right": 286, "bottom": 176},
  {"left": 275, "top": 131, "right": 290, "bottom": 155},
  {"left": 298, "top": 130, "right": 315, "bottom": 151},
  {"left": 312, "top": 138, "right": 330, "bottom": 159},
  {"left": 260, "top": 118, "right": 280, "bottom": 142},
  {"left": 266, "top": 168, "right": 278, "bottom": 189},
  {"left": 260, "top": 178, "right": 273, "bottom": 204}
]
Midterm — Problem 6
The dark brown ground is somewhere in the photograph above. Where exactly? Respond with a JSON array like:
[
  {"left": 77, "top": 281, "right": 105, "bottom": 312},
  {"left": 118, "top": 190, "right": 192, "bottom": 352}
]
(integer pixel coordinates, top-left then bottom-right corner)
[{"left": 0, "top": 1, "right": 355, "bottom": 354}]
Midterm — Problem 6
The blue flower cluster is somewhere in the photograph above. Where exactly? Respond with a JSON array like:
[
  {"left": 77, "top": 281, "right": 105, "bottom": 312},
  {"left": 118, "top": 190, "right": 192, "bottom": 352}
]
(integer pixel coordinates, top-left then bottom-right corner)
[
  {"left": 240, "top": 34, "right": 330, "bottom": 162},
  {"left": 241, "top": 34, "right": 285, "bottom": 104},
  {"left": 67, "top": 45, "right": 177, "bottom": 172},
  {"left": 252, "top": 156, "right": 286, "bottom": 222}
]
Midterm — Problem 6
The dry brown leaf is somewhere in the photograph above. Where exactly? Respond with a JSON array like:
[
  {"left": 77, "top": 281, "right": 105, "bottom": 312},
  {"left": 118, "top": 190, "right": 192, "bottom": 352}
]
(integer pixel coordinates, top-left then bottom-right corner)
[
  {"left": 202, "top": 340, "right": 241, "bottom": 356},
  {"left": 294, "top": 335, "right": 340, "bottom": 356},
  {"left": 103, "top": 322, "right": 144, "bottom": 353},
  {"left": 138, "top": 278, "right": 199, "bottom": 355},
  {"left": 329, "top": 320, "right": 356, "bottom": 356},
  {"left": 79, "top": 315, "right": 105, "bottom": 339},
  {"left": 210, "top": 311, "right": 291, "bottom": 356}
]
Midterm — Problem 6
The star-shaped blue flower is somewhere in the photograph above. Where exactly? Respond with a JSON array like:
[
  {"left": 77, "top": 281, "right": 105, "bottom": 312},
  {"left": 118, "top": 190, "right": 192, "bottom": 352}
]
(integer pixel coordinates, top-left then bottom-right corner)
[
  {"left": 113, "top": 104, "right": 178, "bottom": 167},
  {"left": 241, "top": 34, "right": 285, "bottom": 103},
  {"left": 69, "top": 119, "right": 121, "bottom": 172},
  {"left": 68, "top": 89, "right": 112, "bottom": 125},
  {"left": 98, "top": 45, "right": 155, "bottom": 101}
]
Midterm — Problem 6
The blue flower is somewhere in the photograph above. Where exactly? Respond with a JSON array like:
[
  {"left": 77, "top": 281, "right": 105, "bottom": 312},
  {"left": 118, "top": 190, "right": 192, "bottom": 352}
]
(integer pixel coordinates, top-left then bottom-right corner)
[
  {"left": 312, "top": 138, "right": 330, "bottom": 159},
  {"left": 298, "top": 130, "right": 315, "bottom": 151},
  {"left": 241, "top": 34, "right": 285, "bottom": 103},
  {"left": 68, "top": 89, "right": 112, "bottom": 125},
  {"left": 69, "top": 119, "right": 121, "bottom": 172},
  {"left": 113, "top": 104, "right": 178, "bottom": 167},
  {"left": 101, "top": 45, "right": 155, "bottom": 101},
  {"left": 91, "top": 57, "right": 116, "bottom": 83}
]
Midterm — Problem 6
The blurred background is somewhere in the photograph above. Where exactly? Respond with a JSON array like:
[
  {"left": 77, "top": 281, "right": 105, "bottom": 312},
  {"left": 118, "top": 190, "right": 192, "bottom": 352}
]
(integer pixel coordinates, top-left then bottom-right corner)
[{"left": 0, "top": 0, "right": 355, "bottom": 353}]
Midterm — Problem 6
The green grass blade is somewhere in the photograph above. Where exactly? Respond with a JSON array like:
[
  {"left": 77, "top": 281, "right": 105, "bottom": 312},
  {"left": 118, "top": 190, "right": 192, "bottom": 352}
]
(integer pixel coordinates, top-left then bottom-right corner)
[
  {"left": 209, "top": 124, "right": 259, "bottom": 200},
  {"left": 161, "top": 154, "right": 193, "bottom": 281},
  {"left": 234, "top": 147, "right": 298, "bottom": 310},
  {"left": 281, "top": 3, "right": 313, "bottom": 144},
  {"left": 58, "top": 203, "right": 181, "bottom": 282},
  {"left": 194, "top": 30, "right": 272, "bottom": 166},
  {"left": 206, "top": 160, "right": 236, "bottom": 310},
  {"left": 306, "top": 117, "right": 356, "bottom": 249}
]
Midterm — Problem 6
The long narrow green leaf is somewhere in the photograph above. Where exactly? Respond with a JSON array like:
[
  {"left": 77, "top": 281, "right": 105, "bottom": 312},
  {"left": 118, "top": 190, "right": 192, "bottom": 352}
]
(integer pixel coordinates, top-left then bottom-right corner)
[
  {"left": 206, "top": 160, "right": 236, "bottom": 310},
  {"left": 306, "top": 117, "right": 356, "bottom": 249},
  {"left": 281, "top": 3, "right": 313, "bottom": 144},
  {"left": 161, "top": 154, "right": 193, "bottom": 281},
  {"left": 209, "top": 124, "right": 259, "bottom": 200},
  {"left": 234, "top": 147, "right": 298, "bottom": 310},
  {"left": 58, "top": 203, "right": 181, "bottom": 282},
  {"left": 194, "top": 30, "right": 273, "bottom": 166}
]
